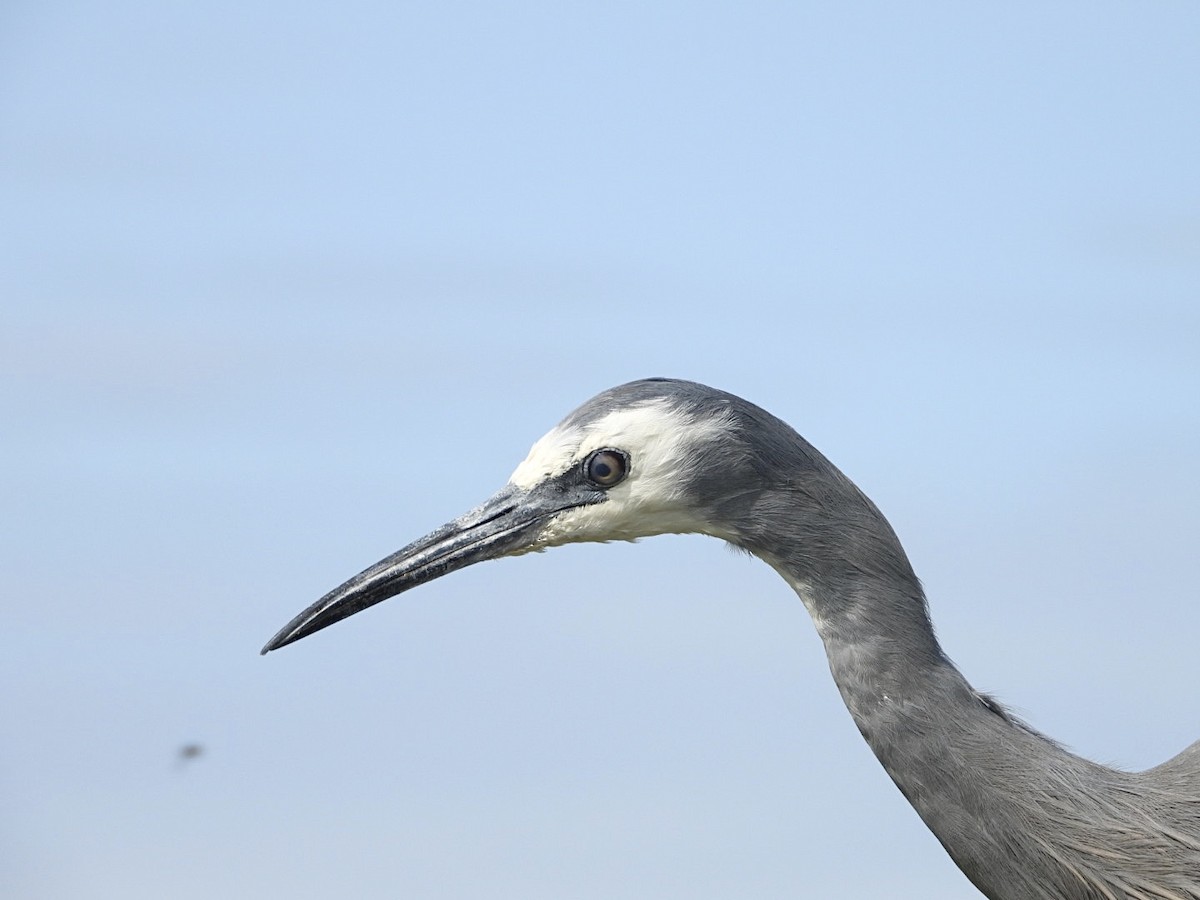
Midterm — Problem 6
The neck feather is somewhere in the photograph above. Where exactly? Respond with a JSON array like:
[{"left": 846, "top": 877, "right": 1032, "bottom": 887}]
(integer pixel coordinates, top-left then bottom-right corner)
[{"left": 746, "top": 481, "right": 1200, "bottom": 899}]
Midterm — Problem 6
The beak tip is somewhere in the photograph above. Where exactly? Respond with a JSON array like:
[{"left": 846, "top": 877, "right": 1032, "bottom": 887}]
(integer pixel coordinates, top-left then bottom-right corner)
[{"left": 260, "top": 624, "right": 303, "bottom": 655}]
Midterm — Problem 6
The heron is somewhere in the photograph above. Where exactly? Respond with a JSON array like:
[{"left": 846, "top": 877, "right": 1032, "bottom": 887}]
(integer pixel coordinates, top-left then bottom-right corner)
[{"left": 262, "top": 378, "right": 1200, "bottom": 899}]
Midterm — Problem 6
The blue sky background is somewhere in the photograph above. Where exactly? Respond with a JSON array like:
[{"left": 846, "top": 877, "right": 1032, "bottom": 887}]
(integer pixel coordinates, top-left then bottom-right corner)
[{"left": 2, "top": 3, "right": 1198, "bottom": 897}]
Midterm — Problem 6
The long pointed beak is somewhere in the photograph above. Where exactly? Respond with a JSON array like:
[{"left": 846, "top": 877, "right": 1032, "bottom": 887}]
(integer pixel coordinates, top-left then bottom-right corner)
[{"left": 261, "top": 483, "right": 569, "bottom": 654}]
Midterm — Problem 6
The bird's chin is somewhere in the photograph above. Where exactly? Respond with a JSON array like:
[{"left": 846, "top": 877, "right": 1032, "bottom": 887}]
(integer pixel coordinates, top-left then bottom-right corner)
[{"left": 536, "top": 501, "right": 714, "bottom": 548}]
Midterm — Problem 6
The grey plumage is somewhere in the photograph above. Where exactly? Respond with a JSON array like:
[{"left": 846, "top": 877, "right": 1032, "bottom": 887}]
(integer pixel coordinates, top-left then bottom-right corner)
[{"left": 264, "top": 378, "right": 1200, "bottom": 899}]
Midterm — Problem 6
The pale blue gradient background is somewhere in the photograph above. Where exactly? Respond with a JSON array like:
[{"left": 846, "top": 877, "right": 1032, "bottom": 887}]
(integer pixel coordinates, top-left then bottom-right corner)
[{"left": 3, "top": 3, "right": 1198, "bottom": 898}]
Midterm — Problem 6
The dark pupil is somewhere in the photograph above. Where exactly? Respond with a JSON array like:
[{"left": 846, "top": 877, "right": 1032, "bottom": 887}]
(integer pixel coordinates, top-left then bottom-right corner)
[{"left": 593, "top": 460, "right": 612, "bottom": 479}]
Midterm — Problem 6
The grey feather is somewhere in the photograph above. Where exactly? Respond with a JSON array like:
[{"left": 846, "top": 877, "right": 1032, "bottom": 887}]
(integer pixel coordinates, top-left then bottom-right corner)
[{"left": 557, "top": 379, "right": 1200, "bottom": 898}]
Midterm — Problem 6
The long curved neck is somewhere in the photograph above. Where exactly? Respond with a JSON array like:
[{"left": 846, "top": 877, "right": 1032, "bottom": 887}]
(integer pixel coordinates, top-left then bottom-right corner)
[
  {"left": 735, "top": 464, "right": 1180, "bottom": 900},
  {"left": 754, "top": 531, "right": 1056, "bottom": 897},
  {"left": 683, "top": 402, "right": 1200, "bottom": 897}
]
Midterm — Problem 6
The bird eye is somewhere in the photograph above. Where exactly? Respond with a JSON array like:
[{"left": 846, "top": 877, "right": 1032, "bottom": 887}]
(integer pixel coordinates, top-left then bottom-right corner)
[{"left": 583, "top": 449, "right": 629, "bottom": 488}]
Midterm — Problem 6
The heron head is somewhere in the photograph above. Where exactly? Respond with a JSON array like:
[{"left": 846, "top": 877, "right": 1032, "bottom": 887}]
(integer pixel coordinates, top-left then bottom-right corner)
[
  {"left": 505, "top": 381, "right": 748, "bottom": 548},
  {"left": 262, "top": 379, "right": 758, "bottom": 653}
]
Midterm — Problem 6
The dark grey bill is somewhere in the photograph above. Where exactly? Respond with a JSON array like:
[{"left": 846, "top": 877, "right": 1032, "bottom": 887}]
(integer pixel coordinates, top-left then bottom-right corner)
[{"left": 261, "top": 476, "right": 602, "bottom": 654}]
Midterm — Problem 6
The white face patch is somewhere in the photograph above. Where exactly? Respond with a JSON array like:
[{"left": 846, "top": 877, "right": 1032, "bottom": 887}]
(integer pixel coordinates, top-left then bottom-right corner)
[{"left": 508, "top": 399, "right": 739, "bottom": 549}]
